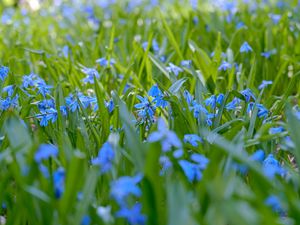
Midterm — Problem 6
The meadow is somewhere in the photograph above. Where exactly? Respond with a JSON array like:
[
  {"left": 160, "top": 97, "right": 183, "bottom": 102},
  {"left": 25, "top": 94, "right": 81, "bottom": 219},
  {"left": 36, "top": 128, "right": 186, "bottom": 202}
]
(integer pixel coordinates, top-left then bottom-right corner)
[{"left": 1, "top": 0, "right": 300, "bottom": 224}]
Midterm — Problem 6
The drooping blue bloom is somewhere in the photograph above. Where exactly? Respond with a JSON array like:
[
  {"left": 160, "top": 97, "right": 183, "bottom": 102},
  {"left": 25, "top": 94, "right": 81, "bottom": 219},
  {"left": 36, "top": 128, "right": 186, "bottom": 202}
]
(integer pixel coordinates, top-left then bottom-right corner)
[
  {"left": 148, "top": 84, "right": 162, "bottom": 97},
  {"left": 166, "top": 63, "right": 183, "bottom": 76},
  {"left": 36, "top": 82, "right": 52, "bottom": 97},
  {"left": 240, "top": 41, "right": 253, "bottom": 53},
  {"left": 116, "top": 203, "right": 146, "bottom": 225},
  {"left": 247, "top": 103, "right": 268, "bottom": 118},
  {"left": 82, "top": 68, "right": 100, "bottom": 84},
  {"left": 240, "top": 88, "right": 256, "bottom": 102},
  {"left": 179, "top": 160, "right": 203, "bottom": 182},
  {"left": 0, "top": 95, "right": 19, "bottom": 111},
  {"left": 148, "top": 118, "right": 182, "bottom": 152},
  {"left": 110, "top": 174, "right": 143, "bottom": 204},
  {"left": 53, "top": 167, "right": 65, "bottom": 199},
  {"left": 262, "top": 154, "right": 286, "bottom": 179},
  {"left": 173, "top": 149, "right": 184, "bottom": 158},
  {"left": 96, "top": 58, "right": 116, "bottom": 67},
  {"left": 218, "top": 61, "right": 232, "bottom": 71},
  {"left": 34, "top": 144, "right": 59, "bottom": 163},
  {"left": 105, "top": 99, "right": 114, "bottom": 113},
  {"left": 249, "top": 149, "right": 265, "bottom": 163},
  {"left": 60, "top": 105, "right": 68, "bottom": 116},
  {"left": 159, "top": 155, "right": 172, "bottom": 175},
  {"left": 134, "top": 95, "right": 156, "bottom": 123},
  {"left": 269, "top": 126, "right": 284, "bottom": 134},
  {"left": 265, "top": 195, "right": 285, "bottom": 216},
  {"left": 81, "top": 215, "right": 91, "bottom": 225},
  {"left": 217, "top": 93, "right": 225, "bottom": 105},
  {"left": 37, "top": 99, "right": 55, "bottom": 111},
  {"left": 226, "top": 97, "right": 241, "bottom": 110},
  {"left": 183, "top": 134, "right": 203, "bottom": 147},
  {"left": 22, "top": 73, "right": 37, "bottom": 88},
  {"left": 261, "top": 52, "right": 271, "bottom": 59},
  {"left": 269, "top": 14, "right": 281, "bottom": 24},
  {"left": 205, "top": 95, "right": 217, "bottom": 108},
  {"left": 190, "top": 153, "right": 209, "bottom": 170},
  {"left": 0, "top": 66, "right": 9, "bottom": 81},
  {"left": 258, "top": 80, "right": 273, "bottom": 90},
  {"left": 183, "top": 90, "right": 194, "bottom": 106},
  {"left": 180, "top": 60, "right": 192, "bottom": 68},
  {"left": 91, "top": 142, "right": 115, "bottom": 174},
  {"left": 2, "top": 85, "right": 14, "bottom": 96},
  {"left": 65, "top": 94, "right": 80, "bottom": 112}
]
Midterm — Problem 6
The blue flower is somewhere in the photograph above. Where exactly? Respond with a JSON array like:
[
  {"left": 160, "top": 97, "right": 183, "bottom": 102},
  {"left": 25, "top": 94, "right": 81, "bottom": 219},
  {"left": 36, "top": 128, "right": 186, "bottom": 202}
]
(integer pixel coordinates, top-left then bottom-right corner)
[
  {"left": 240, "top": 88, "right": 256, "bottom": 102},
  {"left": 205, "top": 95, "right": 217, "bottom": 108},
  {"left": 190, "top": 153, "right": 209, "bottom": 170},
  {"left": 37, "top": 99, "right": 55, "bottom": 111},
  {"left": 134, "top": 95, "right": 156, "bottom": 123},
  {"left": 217, "top": 93, "right": 225, "bottom": 105},
  {"left": 34, "top": 144, "right": 59, "bottom": 163},
  {"left": 110, "top": 174, "right": 143, "bottom": 204},
  {"left": 36, "top": 82, "right": 52, "bottom": 97},
  {"left": 258, "top": 80, "right": 273, "bottom": 90},
  {"left": 247, "top": 103, "right": 268, "bottom": 118},
  {"left": 105, "top": 99, "right": 114, "bottom": 113},
  {"left": 60, "top": 105, "right": 68, "bottom": 116},
  {"left": 183, "top": 134, "right": 202, "bottom": 147},
  {"left": 265, "top": 195, "right": 285, "bottom": 216},
  {"left": 22, "top": 73, "right": 36, "bottom": 88},
  {"left": 166, "top": 63, "right": 183, "bottom": 76},
  {"left": 91, "top": 142, "right": 115, "bottom": 174},
  {"left": 240, "top": 41, "right": 253, "bottom": 53},
  {"left": 2, "top": 85, "right": 14, "bottom": 96},
  {"left": 96, "top": 58, "right": 116, "bottom": 67},
  {"left": 53, "top": 167, "right": 65, "bottom": 199},
  {"left": 116, "top": 203, "right": 146, "bottom": 225},
  {"left": 179, "top": 160, "right": 203, "bottom": 182},
  {"left": 262, "top": 154, "right": 286, "bottom": 179},
  {"left": 180, "top": 60, "right": 192, "bottom": 68},
  {"left": 148, "top": 118, "right": 182, "bottom": 152},
  {"left": 148, "top": 84, "right": 162, "bottom": 97},
  {"left": 82, "top": 68, "right": 100, "bottom": 84},
  {"left": 159, "top": 155, "right": 172, "bottom": 175},
  {"left": 218, "top": 61, "right": 232, "bottom": 71},
  {"left": 269, "top": 14, "right": 281, "bottom": 24},
  {"left": 65, "top": 94, "right": 80, "bottom": 112},
  {"left": 269, "top": 126, "right": 284, "bottom": 134},
  {"left": 261, "top": 52, "right": 271, "bottom": 59},
  {"left": 81, "top": 215, "right": 91, "bottom": 225},
  {"left": 183, "top": 90, "right": 194, "bottom": 105},
  {"left": 249, "top": 149, "right": 265, "bottom": 163},
  {"left": 0, "top": 66, "right": 9, "bottom": 81},
  {"left": 0, "top": 95, "right": 19, "bottom": 111}
]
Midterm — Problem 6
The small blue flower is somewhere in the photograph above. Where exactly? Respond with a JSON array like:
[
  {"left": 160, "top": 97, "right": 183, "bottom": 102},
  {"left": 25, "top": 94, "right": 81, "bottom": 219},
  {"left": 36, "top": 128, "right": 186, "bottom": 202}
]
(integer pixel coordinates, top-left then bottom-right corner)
[
  {"left": 148, "top": 84, "right": 162, "bottom": 97},
  {"left": 110, "top": 174, "right": 143, "bottom": 204},
  {"left": 261, "top": 52, "right": 271, "bottom": 59},
  {"left": 36, "top": 82, "right": 52, "bottom": 97},
  {"left": 218, "top": 61, "right": 232, "bottom": 71},
  {"left": 91, "top": 142, "right": 115, "bottom": 174},
  {"left": 179, "top": 160, "right": 203, "bottom": 182},
  {"left": 183, "top": 90, "right": 194, "bottom": 105},
  {"left": 116, "top": 203, "right": 146, "bottom": 225},
  {"left": 240, "top": 41, "right": 253, "bottom": 53},
  {"left": 217, "top": 93, "right": 225, "bottom": 105},
  {"left": 180, "top": 60, "right": 192, "bottom": 68},
  {"left": 60, "top": 105, "right": 68, "bottom": 116},
  {"left": 173, "top": 149, "right": 184, "bottom": 158},
  {"left": 269, "top": 14, "right": 281, "bottom": 24},
  {"left": 148, "top": 118, "right": 182, "bottom": 152},
  {"left": 190, "top": 153, "right": 209, "bottom": 170},
  {"left": 65, "top": 94, "right": 80, "bottom": 112},
  {"left": 247, "top": 103, "right": 268, "bottom": 118},
  {"left": 258, "top": 80, "right": 273, "bottom": 90},
  {"left": 135, "top": 95, "right": 156, "bottom": 123},
  {"left": 159, "top": 155, "right": 172, "bottom": 175},
  {"left": 183, "top": 134, "right": 203, "bottom": 147},
  {"left": 53, "top": 167, "right": 65, "bottom": 199},
  {"left": 249, "top": 149, "right": 265, "bottom": 163},
  {"left": 34, "top": 144, "right": 59, "bottom": 163},
  {"left": 269, "top": 126, "right": 284, "bottom": 135},
  {"left": 265, "top": 195, "right": 285, "bottom": 216},
  {"left": 262, "top": 154, "right": 286, "bottom": 179},
  {"left": 240, "top": 88, "right": 256, "bottom": 102},
  {"left": 96, "top": 58, "right": 116, "bottom": 67},
  {"left": 2, "top": 85, "right": 14, "bottom": 96},
  {"left": 81, "top": 215, "right": 91, "bottom": 225},
  {"left": 205, "top": 95, "right": 217, "bottom": 108},
  {"left": 166, "top": 63, "right": 183, "bottom": 76},
  {"left": 82, "top": 68, "right": 100, "bottom": 84},
  {"left": 0, "top": 66, "right": 9, "bottom": 81}
]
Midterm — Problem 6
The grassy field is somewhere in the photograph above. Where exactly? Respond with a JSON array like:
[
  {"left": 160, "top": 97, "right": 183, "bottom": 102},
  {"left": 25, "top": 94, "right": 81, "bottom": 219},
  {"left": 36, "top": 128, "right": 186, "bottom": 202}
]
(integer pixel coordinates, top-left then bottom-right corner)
[{"left": 1, "top": 0, "right": 300, "bottom": 224}]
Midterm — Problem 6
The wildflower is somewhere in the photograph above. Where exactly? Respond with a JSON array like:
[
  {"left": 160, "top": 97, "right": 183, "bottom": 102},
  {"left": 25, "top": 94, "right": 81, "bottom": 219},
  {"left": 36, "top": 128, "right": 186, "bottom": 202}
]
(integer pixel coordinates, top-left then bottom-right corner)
[
  {"left": 134, "top": 95, "right": 156, "bottom": 123},
  {"left": 65, "top": 94, "right": 80, "bottom": 112},
  {"left": 34, "top": 144, "right": 59, "bottom": 163},
  {"left": 148, "top": 85, "right": 167, "bottom": 108},
  {"left": 269, "top": 126, "right": 284, "bottom": 134},
  {"left": 159, "top": 155, "right": 172, "bottom": 175},
  {"left": 240, "top": 41, "right": 253, "bottom": 53},
  {"left": 217, "top": 93, "right": 225, "bottom": 105},
  {"left": 265, "top": 195, "right": 285, "bottom": 216},
  {"left": 82, "top": 68, "right": 100, "bottom": 84},
  {"left": 2, "top": 85, "right": 14, "bottom": 96},
  {"left": 179, "top": 160, "right": 203, "bottom": 182},
  {"left": 0, "top": 66, "right": 9, "bottom": 81},
  {"left": 91, "top": 142, "right": 115, "bottom": 174},
  {"left": 190, "top": 153, "right": 209, "bottom": 169},
  {"left": 81, "top": 215, "right": 91, "bottom": 225},
  {"left": 269, "top": 14, "right": 281, "bottom": 24},
  {"left": 97, "top": 206, "right": 113, "bottom": 223},
  {"left": 96, "top": 58, "right": 116, "bottom": 67},
  {"left": 180, "top": 60, "right": 192, "bottom": 68},
  {"left": 249, "top": 149, "right": 265, "bottom": 163},
  {"left": 166, "top": 63, "right": 183, "bottom": 76},
  {"left": 105, "top": 99, "right": 114, "bottom": 113},
  {"left": 218, "top": 61, "right": 231, "bottom": 71},
  {"left": 240, "top": 88, "right": 256, "bottom": 102},
  {"left": 183, "top": 134, "right": 203, "bottom": 147},
  {"left": 148, "top": 118, "right": 182, "bottom": 152},
  {"left": 258, "top": 80, "right": 273, "bottom": 90},
  {"left": 0, "top": 95, "right": 18, "bottom": 111},
  {"left": 183, "top": 90, "right": 194, "bottom": 105},
  {"left": 36, "top": 82, "right": 52, "bottom": 97},
  {"left": 247, "top": 103, "right": 268, "bottom": 118},
  {"left": 148, "top": 84, "right": 162, "bottom": 97},
  {"left": 205, "top": 95, "right": 217, "bottom": 108},
  {"left": 53, "top": 167, "right": 65, "bottom": 199},
  {"left": 110, "top": 174, "right": 143, "bottom": 204},
  {"left": 262, "top": 154, "right": 286, "bottom": 179},
  {"left": 261, "top": 52, "right": 271, "bottom": 59},
  {"left": 60, "top": 105, "right": 68, "bottom": 116},
  {"left": 116, "top": 203, "right": 146, "bottom": 225}
]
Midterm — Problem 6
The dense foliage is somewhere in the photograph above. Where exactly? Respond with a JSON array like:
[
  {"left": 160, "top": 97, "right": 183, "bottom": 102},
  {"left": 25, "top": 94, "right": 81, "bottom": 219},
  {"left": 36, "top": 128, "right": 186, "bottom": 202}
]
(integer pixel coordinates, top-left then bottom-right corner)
[{"left": 1, "top": 0, "right": 300, "bottom": 224}]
